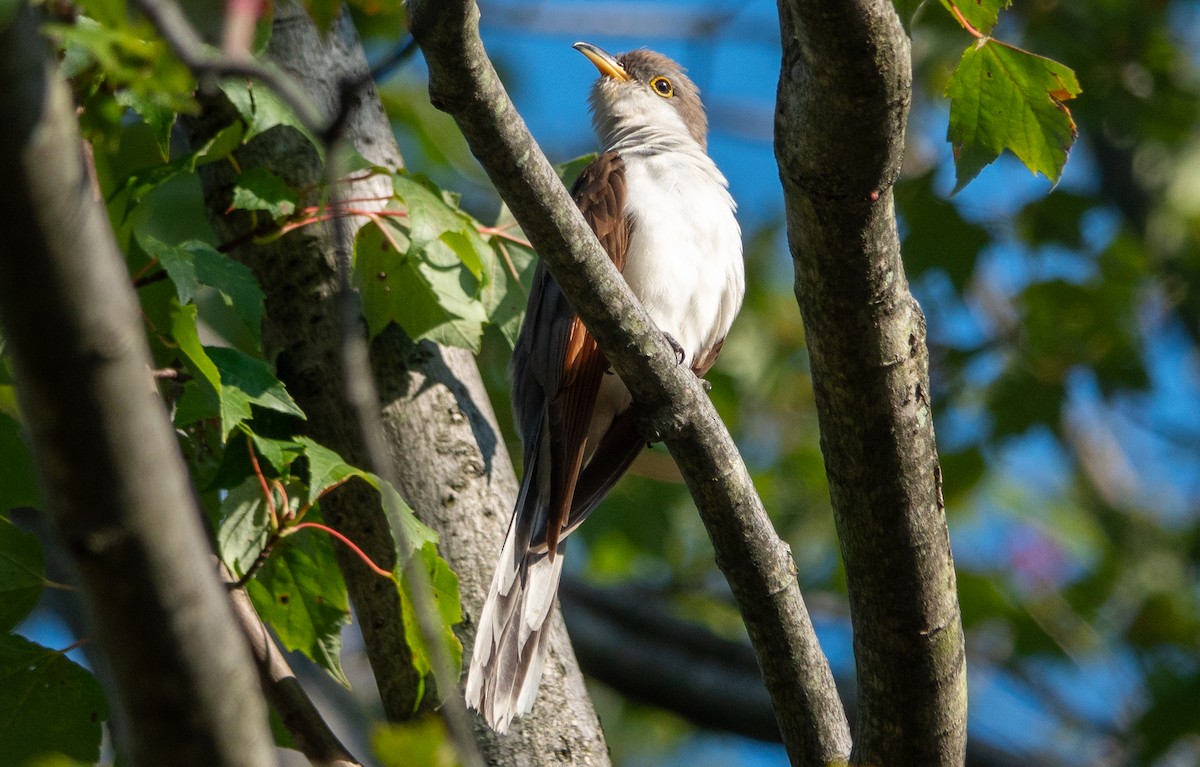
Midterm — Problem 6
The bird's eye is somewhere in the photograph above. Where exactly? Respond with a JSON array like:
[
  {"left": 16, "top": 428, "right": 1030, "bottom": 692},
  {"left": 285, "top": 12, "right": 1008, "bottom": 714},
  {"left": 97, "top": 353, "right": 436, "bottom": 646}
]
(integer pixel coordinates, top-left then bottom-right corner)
[{"left": 650, "top": 76, "right": 674, "bottom": 98}]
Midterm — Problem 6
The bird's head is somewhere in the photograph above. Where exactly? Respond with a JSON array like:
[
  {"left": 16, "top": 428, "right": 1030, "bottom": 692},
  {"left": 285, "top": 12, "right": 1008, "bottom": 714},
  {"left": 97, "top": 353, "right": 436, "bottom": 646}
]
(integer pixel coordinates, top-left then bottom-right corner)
[{"left": 574, "top": 42, "right": 708, "bottom": 151}]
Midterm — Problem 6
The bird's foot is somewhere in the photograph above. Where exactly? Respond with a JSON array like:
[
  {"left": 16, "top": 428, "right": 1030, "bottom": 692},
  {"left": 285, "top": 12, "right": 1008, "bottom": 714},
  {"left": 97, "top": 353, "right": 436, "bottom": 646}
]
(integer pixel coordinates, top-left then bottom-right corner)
[{"left": 663, "top": 332, "right": 686, "bottom": 365}]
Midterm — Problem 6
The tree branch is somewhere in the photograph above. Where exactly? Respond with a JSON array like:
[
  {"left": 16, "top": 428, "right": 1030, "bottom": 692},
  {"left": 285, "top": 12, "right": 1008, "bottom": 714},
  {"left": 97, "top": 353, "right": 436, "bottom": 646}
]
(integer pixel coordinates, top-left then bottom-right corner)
[
  {"left": 224, "top": 566, "right": 361, "bottom": 767},
  {"left": 406, "top": 2, "right": 851, "bottom": 763},
  {"left": 0, "top": 4, "right": 274, "bottom": 765},
  {"left": 774, "top": 0, "right": 968, "bottom": 764}
]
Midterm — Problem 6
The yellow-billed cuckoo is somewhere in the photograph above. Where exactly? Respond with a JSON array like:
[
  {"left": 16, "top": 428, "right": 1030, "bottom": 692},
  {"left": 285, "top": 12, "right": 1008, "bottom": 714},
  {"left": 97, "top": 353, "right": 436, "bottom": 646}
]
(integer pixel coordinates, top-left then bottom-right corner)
[{"left": 465, "top": 42, "right": 745, "bottom": 733}]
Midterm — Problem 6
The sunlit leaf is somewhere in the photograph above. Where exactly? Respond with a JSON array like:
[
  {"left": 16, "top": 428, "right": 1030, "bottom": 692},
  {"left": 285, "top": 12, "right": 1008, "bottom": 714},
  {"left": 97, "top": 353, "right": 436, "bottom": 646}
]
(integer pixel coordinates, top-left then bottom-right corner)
[
  {"left": 373, "top": 716, "right": 460, "bottom": 767},
  {"left": 945, "top": 39, "right": 1081, "bottom": 190},
  {"left": 294, "top": 436, "right": 369, "bottom": 506},
  {"left": 353, "top": 220, "right": 487, "bottom": 350},
  {"left": 938, "top": 0, "right": 1010, "bottom": 36},
  {"left": 304, "top": 0, "right": 341, "bottom": 30},
  {"left": 216, "top": 477, "right": 278, "bottom": 578},
  {"left": 219, "top": 78, "right": 322, "bottom": 154},
  {"left": 229, "top": 167, "right": 300, "bottom": 221},
  {"left": 396, "top": 542, "right": 463, "bottom": 693}
]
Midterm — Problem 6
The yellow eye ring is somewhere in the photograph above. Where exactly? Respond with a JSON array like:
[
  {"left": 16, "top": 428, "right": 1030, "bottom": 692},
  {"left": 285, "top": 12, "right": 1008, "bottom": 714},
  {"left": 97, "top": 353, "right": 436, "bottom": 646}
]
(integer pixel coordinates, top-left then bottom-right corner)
[{"left": 650, "top": 76, "right": 674, "bottom": 98}]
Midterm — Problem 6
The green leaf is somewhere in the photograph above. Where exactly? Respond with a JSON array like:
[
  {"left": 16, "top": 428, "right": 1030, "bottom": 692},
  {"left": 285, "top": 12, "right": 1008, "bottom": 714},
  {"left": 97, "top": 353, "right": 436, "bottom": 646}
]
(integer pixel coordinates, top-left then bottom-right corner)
[
  {"left": 556, "top": 153, "right": 597, "bottom": 188},
  {"left": 1014, "top": 190, "right": 1095, "bottom": 249},
  {"left": 140, "top": 236, "right": 265, "bottom": 348},
  {"left": 373, "top": 717, "right": 460, "bottom": 767},
  {"left": 247, "top": 519, "right": 352, "bottom": 686},
  {"left": 372, "top": 475, "right": 437, "bottom": 564},
  {"left": 116, "top": 88, "right": 175, "bottom": 161},
  {"left": 0, "top": 634, "right": 107, "bottom": 765},
  {"left": 248, "top": 433, "right": 306, "bottom": 475},
  {"left": 47, "top": 16, "right": 195, "bottom": 116},
  {"left": 304, "top": 0, "right": 341, "bottom": 30},
  {"left": 895, "top": 169, "right": 989, "bottom": 289},
  {"left": 392, "top": 175, "right": 473, "bottom": 254},
  {"left": 216, "top": 477, "right": 276, "bottom": 578},
  {"left": 112, "top": 121, "right": 244, "bottom": 217},
  {"left": 353, "top": 220, "right": 487, "bottom": 350},
  {"left": 368, "top": 476, "right": 462, "bottom": 703},
  {"left": 482, "top": 236, "right": 536, "bottom": 348},
  {"left": 73, "top": 0, "right": 128, "bottom": 31},
  {"left": 938, "top": 0, "right": 1009, "bottom": 35},
  {"left": 229, "top": 167, "right": 300, "bottom": 221},
  {"left": 945, "top": 39, "right": 1081, "bottom": 191},
  {"left": 170, "top": 301, "right": 223, "bottom": 413},
  {"left": 293, "top": 437, "right": 368, "bottom": 507},
  {"left": 0, "top": 0, "right": 20, "bottom": 27},
  {"left": 169, "top": 303, "right": 303, "bottom": 436},
  {"left": 207, "top": 346, "right": 306, "bottom": 427},
  {"left": 0, "top": 412, "right": 38, "bottom": 512},
  {"left": 482, "top": 234, "right": 537, "bottom": 349},
  {"left": 396, "top": 542, "right": 463, "bottom": 690},
  {"left": 219, "top": 78, "right": 321, "bottom": 155},
  {"left": 0, "top": 517, "right": 43, "bottom": 632}
]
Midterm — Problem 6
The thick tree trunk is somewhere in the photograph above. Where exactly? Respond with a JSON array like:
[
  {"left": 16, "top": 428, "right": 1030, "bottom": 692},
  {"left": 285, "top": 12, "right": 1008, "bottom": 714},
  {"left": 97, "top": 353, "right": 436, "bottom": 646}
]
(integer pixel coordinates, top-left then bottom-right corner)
[
  {"left": 775, "top": 0, "right": 968, "bottom": 764},
  {"left": 0, "top": 5, "right": 274, "bottom": 766},
  {"left": 187, "top": 3, "right": 609, "bottom": 762}
]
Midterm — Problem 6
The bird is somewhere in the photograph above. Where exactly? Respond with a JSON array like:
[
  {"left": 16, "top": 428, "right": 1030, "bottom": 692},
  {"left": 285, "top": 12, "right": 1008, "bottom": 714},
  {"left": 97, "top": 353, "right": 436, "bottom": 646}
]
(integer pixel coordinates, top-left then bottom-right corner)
[{"left": 465, "top": 42, "right": 745, "bottom": 733}]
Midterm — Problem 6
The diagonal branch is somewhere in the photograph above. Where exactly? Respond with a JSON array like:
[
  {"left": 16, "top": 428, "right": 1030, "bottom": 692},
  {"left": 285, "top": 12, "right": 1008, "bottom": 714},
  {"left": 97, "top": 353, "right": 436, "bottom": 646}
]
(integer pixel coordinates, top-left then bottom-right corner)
[
  {"left": 406, "top": 2, "right": 851, "bottom": 763},
  {"left": 224, "top": 565, "right": 362, "bottom": 767}
]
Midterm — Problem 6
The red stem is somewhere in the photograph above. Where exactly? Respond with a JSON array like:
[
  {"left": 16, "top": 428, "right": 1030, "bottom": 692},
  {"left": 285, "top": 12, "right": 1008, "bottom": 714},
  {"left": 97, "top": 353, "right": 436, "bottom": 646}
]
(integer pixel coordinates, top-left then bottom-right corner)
[
  {"left": 246, "top": 435, "right": 278, "bottom": 530},
  {"left": 289, "top": 522, "right": 394, "bottom": 579},
  {"left": 948, "top": 2, "right": 984, "bottom": 38}
]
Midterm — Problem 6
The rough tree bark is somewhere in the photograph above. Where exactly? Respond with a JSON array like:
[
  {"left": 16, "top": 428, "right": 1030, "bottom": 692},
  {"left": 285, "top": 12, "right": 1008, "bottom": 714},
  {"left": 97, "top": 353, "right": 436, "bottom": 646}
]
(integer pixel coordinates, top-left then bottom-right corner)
[
  {"left": 0, "top": 4, "right": 274, "bottom": 766},
  {"left": 186, "top": 3, "right": 610, "bottom": 763},
  {"left": 775, "top": 0, "right": 968, "bottom": 764},
  {"left": 406, "top": 1, "right": 853, "bottom": 764}
]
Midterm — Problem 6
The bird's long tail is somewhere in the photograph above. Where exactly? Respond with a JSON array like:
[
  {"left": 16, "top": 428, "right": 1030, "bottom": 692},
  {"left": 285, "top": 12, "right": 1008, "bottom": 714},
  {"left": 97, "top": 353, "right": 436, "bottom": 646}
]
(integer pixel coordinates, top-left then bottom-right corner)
[{"left": 465, "top": 468, "right": 564, "bottom": 733}]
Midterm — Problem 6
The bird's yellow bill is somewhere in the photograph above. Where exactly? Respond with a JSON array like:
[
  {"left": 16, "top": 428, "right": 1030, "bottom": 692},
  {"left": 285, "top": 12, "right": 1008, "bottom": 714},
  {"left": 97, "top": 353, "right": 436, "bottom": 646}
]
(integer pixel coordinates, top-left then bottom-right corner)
[{"left": 573, "top": 42, "right": 630, "bottom": 82}]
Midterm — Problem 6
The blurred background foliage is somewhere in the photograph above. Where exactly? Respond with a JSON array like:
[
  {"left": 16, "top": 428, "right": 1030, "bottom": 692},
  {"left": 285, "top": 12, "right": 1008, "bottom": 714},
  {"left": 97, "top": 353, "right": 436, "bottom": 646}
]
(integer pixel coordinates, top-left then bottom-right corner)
[{"left": 4, "top": 0, "right": 1199, "bottom": 765}]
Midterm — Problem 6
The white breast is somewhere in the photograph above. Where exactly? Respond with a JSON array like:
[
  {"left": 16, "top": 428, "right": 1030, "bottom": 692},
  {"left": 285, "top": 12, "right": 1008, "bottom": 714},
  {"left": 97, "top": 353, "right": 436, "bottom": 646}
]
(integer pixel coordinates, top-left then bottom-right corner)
[
  {"left": 583, "top": 147, "right": 744, "bottom": 458},
  {"left": 620, "top": 149, "right": 744, "bottom": 366}
]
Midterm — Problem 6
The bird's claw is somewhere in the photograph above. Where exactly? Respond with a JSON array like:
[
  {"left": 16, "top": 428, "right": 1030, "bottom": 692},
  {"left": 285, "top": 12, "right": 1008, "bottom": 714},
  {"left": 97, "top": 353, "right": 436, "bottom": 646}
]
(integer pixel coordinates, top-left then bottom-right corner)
[{"left": 663, "top": 333, "right": 686, "bottom": 365}]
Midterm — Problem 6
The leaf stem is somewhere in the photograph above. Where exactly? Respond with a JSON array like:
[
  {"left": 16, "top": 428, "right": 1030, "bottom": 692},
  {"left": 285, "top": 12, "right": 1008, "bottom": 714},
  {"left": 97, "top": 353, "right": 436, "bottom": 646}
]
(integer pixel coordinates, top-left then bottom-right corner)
[
  {"left": 948, "top": 2, "right": 984, "bottom": 38},
  {"left": 247, "top": 434, "right": 278, "bottom": 531},
  {"left": 288, "top": 521, "right": 395, "bottom": 579}
]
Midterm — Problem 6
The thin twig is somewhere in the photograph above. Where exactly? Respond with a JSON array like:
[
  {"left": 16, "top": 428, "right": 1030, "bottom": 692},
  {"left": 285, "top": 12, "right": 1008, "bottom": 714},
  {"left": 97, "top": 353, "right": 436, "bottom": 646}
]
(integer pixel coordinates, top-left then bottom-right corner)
[{"left": 133, "top": 0, "right": 326, "bottom": 134}]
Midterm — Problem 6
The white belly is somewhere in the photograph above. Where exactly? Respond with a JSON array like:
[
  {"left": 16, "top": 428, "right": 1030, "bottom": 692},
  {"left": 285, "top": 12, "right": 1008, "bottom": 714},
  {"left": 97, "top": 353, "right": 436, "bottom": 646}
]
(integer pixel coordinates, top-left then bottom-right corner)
[
  {"left": 584, "top": 149, "right": 744, "bottom": 455},
  {"left": 620, "top": 151, "right": 744, "bottom": 366}
]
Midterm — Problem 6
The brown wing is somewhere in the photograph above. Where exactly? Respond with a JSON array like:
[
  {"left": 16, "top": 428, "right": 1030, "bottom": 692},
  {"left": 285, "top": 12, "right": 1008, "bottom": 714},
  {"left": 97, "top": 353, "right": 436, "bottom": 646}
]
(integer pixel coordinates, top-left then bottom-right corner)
[
  {"left": 544, "top": 152, "right": 630, "bottom": 557},
  {"left": 691, "top": 337, "right": 726, "bottom": 377}
]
